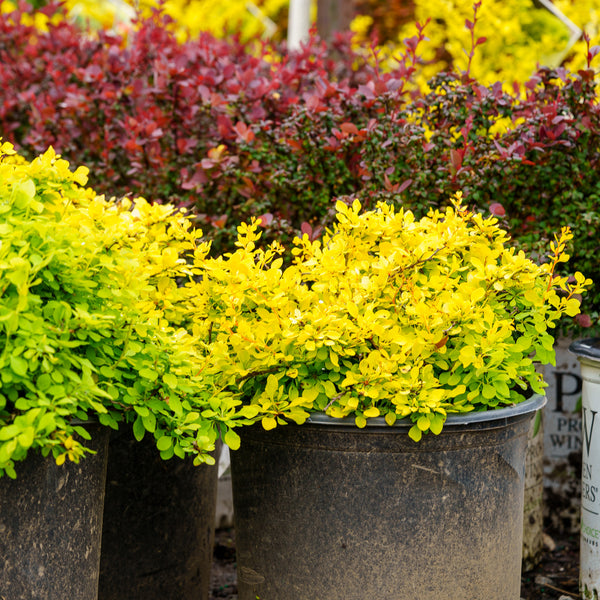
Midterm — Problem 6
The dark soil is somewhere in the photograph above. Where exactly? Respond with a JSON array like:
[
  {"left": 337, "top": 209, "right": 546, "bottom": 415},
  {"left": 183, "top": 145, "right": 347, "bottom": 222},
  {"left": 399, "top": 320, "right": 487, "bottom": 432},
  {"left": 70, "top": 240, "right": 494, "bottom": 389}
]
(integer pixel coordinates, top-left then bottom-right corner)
[
  {"left": 210, "top": 528, "right": 238, "bottom": 599},
  {"left": 209, "top": 526, "right": 581, "bottom": 600},
  {"left": 520, "top": 529, "right": 581, "bottom": 600}
]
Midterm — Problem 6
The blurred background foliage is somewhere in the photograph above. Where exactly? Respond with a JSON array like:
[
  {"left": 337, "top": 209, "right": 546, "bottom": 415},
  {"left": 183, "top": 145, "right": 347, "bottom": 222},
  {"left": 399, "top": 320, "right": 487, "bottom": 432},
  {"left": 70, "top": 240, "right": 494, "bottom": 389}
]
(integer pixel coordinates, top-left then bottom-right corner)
[{"left": 5, "top": 0, "right": 600, "bottom": 86}]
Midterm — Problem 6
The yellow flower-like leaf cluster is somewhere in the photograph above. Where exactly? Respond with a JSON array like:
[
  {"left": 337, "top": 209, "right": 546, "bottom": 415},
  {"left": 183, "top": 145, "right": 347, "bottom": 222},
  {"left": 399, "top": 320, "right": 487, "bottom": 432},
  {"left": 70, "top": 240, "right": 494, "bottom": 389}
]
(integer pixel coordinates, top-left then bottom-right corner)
[{"left": 198, "top": 193, "right": 590, "bottom": 441}]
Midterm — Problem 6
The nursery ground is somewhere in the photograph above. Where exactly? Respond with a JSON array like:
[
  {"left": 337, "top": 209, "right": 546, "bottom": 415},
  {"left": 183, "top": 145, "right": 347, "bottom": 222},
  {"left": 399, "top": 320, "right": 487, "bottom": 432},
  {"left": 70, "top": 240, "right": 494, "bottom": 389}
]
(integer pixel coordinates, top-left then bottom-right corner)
[{"left": 209, "top": 526, "right": 581, "bottom": 600}]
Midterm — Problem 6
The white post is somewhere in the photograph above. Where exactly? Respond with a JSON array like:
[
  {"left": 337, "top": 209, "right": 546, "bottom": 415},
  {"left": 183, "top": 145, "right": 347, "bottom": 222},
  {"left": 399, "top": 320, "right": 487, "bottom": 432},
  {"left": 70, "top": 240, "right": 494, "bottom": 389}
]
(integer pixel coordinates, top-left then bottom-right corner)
[
  {"left": 288, "top": 0, "right": 311, "bottom": 51},
  {"left": 536, "top": 0, "right": 582, "bottom": 65}
]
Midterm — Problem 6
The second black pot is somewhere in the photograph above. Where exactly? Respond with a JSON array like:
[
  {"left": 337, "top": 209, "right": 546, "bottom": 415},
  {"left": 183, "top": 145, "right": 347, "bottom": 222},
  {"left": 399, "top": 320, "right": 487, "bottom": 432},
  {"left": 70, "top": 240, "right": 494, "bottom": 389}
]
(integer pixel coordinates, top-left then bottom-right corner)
[{"left": 98, "top": 429, "right": 219, "bottom": 600}]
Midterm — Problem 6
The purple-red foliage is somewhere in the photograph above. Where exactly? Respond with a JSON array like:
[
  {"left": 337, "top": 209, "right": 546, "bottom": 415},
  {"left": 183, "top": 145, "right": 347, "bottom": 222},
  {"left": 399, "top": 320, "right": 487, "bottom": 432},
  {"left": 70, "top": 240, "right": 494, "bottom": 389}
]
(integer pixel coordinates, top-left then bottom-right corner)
[{"left": 0, "top": 1, "right": 424, "bottom": 248}]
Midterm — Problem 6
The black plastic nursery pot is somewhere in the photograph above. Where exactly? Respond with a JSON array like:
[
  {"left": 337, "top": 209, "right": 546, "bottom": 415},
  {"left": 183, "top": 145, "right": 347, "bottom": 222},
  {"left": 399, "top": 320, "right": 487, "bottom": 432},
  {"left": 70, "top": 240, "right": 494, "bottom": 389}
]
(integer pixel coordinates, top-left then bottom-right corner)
[
  {"left": 98, "top": 429, "right": 219, "bottom": 600},
  {"left": 0, "top": 422, "right": 109, "bottom": 600},
  {"left": 230, "top": 394, "right": 546, "bottom": 600}
]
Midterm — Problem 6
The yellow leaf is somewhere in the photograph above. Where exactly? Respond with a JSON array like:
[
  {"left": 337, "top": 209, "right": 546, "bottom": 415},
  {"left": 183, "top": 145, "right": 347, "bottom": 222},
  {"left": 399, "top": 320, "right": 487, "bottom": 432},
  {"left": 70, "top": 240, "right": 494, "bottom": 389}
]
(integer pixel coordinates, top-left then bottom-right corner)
[
  {"left": 417, "top": 415, "right": 430, "bottom": 431},
  {"left": 384, "top": 412, "right": 397, "bottom": 426},
  {"left": 329, "top": 349, "right": 339, "bottom": 368},
  {"left": 363, "top": 406, "right": 380, "bottom": 418},
  {"left": 347, "top": 302, "right": 359, "bottom": 318},
  {"left": 355, "top": 415, "right": 367, "bottom": 428},
  {"left": 408, "top": 425, "right": 422, "bottom": 442},
  {"left": 471, "top": 287, "right": 485, "bottom": 303},
  {"left": 73, "top": 166, "right": 89, "bottom": 186},
  {"left": 262, "top": 416, "right": 277, "bottom": 430},
  {"left": 565, "top": 297, "right": 581, "bottom": 317}
]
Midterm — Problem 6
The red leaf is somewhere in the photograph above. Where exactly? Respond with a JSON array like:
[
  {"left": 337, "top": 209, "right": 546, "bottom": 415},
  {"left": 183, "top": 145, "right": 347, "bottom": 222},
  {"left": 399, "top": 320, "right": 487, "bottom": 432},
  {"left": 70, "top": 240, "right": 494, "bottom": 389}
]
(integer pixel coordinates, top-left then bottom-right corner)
[
  {"left": 124, "top": 139, "right": 140, "bottom": 152},
  {"left": 489, "top": 202, "right": 505, "bottom": 217},
  {"left": 286, "top": 139, "right": 303, "bottom": 151},
  {"left": 383, "top": 173, "right": 396, "bottom": 192},
  {"left": 257, "top": 213, "right": 273, "bottom": 227},
  {"left": 305, "top": 94, "right": 323, "bottom": 111},
  {"left": 212, "top": 215, "right": 228, "bottom": 229},
  {"left": 398, "top": 179, "right": 413, "bottom": 193},
  {"left": 435, "top": 336, "right": 448, "bottom": 349},
  {"left": 450, "top": 148, "right": 463, "bottom": 171},
  {"left": 340, "top": 122, "right": 359, "bottom": 135},
  {"left": 233, "top": 121, "right": 255, "bottom": 143},
  {"left": 177, "top": 138, "right": 197, "bottom": 154}
]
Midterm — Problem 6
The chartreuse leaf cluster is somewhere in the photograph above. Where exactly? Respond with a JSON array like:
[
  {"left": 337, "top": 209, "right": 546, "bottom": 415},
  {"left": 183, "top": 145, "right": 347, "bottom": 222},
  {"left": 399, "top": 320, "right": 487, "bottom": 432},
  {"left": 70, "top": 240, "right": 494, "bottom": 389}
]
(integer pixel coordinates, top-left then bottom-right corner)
[
  {"left": 0, "top": 143, "right": 241, "bottom": 478},
  {"left": 197, "top": 193, "right": 590, "bottom": 442}
]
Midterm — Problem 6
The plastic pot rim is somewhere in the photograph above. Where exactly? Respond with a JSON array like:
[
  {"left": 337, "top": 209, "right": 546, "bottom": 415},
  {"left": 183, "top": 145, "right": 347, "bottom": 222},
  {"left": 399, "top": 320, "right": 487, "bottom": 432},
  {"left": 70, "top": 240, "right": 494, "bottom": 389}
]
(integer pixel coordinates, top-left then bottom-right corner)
[
  {"left": 569, "top": 337, "right": 600, "bottom": 363},
  {"left": 305, "top": 394, "right": 546, "bottom": 429}
]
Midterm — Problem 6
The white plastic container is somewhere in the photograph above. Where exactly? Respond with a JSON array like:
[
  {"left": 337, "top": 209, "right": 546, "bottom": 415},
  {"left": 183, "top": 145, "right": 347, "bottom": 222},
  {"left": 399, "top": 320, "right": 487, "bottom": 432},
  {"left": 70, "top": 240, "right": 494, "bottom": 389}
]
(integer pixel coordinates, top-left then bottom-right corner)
[{"left": 570, "top": 339, "right": 600, "bottom": 600}]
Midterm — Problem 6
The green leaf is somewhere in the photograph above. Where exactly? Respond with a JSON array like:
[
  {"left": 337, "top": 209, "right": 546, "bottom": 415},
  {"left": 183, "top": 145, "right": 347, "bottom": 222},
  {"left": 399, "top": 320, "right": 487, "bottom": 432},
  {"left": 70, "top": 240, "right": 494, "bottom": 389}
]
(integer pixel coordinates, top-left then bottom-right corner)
[
  {"left": 163, "top": 373, "right": 178, "bottom": 388},
  {"left": 17, "top": 427, "right": 35, "bottom": 449},
  {"left": 156, "top": 435, "right": 172, "bottom": 452},
  {"left": 184, "top": 412, "right": 200, "bottom": 424},
  {"left": 265, "top": 374, "right": 279, "bottom": 397},
  {"left": 10, "top": 355, "right": 28, "bottom": 377},
  {"left": 482, "top": 384, "right": 496, "bottom": 400},
  {"left": 51, "top": 370, "right": 64, "bottom": 383},
  {"left": 223, "top": 428, "right": 241, "bottom": 450},
  {"left": 142, "top": 412, "right": 156, "bottom": 433},
  {"left": 496, "top": 380, "right": 510, "bottom": 397},
  {"left": 0, "top": 425, "right": 20, "bottom": 441},
  {"left": 99, "top": 413, "right": 119, "bottom": 430},
  {"left": 36, "top": 373, "right": 52, "bottom": 391},
  {"left": 7, "top": 265, "right": 28, "bottom": 289},
  {"left": 0, "top": 439, "right": 17, "bottom": 463},
  {"left": 430, "top": 413, "right": 445, "bottom": 435},
  {"left": 139, "top": 368, "right": 158, "bottom": 381},
  {"left": 159, "top": 447, "right": 175, "bottom": 460},
  {"left": 132, "top": 416, "right": 145, "bottom": 442},
  {"left": 13, "top": 178, "right": 36, "bottom": 208},
  {"left": 133, "top": 406, "right": 150, "bottom": 418},
  {"left": 446, "top": 372, "right": 462, "bottom": 386},
  {"left": 38, "top": 413, "right": 56, "bottom": 433},
  {"left": 173, "top": 442, "right": 185, "bottom": 459},
  {"left": 168, "top": 394, "right": 183, "bottom": 417},
  {"left": 238, "top": 405, "right": 259, "bottom": 419},
  {"left": 99, "top": 365, "right": 115, "bottom": 377},
  {"left": 321, "top": 379, "right": 337, "bottom": 397}
]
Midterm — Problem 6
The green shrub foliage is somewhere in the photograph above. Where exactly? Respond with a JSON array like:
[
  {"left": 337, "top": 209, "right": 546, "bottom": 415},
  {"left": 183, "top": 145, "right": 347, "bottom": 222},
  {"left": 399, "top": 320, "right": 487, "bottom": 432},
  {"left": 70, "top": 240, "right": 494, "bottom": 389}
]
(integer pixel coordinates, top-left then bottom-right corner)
[{"left": 0, "top": 144, "right": 242, "bottom": 478}]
